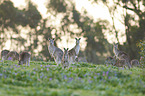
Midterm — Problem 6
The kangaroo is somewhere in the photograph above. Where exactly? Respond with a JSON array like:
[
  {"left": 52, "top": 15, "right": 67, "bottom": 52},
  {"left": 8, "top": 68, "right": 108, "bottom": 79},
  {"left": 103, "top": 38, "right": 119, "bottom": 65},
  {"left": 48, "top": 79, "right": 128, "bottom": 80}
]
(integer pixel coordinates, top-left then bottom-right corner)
[
  {"left": 131, "top": 59, "right": 140, "bottom": 67},
  {"left": 1, "top": 50, "right": 10, "bottom": 61},
  {"left": 18, "top": 51, "right": 31, "bottom": 66},
  {"left": 105, "top": 56, "right": 126, "bottom": 67},
  {"left": 105, "top": 56, "right": 116, "bottom": 65},
  {"left": 114, "top": 59, "right": 126, "bottom": 67},
  {"left": 62, "top": 48, "right": 69, "bottom": 68},
  {"left": 76, "top": 57, "right": 88, "bottom": 63},
  {"left": 6, "top": 51, "right": 19, "bottom": 61},
  {"left": 140, "top": 56, "right": 144, "bottom": 68},
  {"left": 113, "top": 43, "right": 132, "bottom": 69},
  {"left": 48, "top": 38, "right": 63, "bottom": 66},
  {"left": 68, "top": 38, "right": 81, "bottom": 64}
]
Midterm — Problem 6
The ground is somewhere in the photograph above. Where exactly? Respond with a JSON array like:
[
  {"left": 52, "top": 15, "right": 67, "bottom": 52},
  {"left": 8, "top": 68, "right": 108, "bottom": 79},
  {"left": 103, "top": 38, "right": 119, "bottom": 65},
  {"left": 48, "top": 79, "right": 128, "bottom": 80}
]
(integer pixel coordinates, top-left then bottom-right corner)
[{"left": 0, "top": 60, "right": 145, "bottom": 96}]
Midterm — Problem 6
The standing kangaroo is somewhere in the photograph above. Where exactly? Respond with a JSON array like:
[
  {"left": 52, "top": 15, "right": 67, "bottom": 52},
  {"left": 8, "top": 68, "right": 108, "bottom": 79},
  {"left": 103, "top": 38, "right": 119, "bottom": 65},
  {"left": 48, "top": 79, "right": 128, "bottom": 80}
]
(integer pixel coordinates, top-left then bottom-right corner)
[
  {"left": 68, "top": 38, "right": 81, "bottom": 64},
  {"left": 62, "top": 48, "right": 69, "bottom": 68},
  {"left": 113, "top": 43, "right": 132, "bottom": 69},
  {"left": 18, "top": 51, "right": 31, "bottom": 66},
  {"left": 1, "top": 50, "right": 10, "bottom": 61},
  {"left": 6, "top": 51, "right": 19, "bottom": 61},
  {"left": 48, "top": 38, "right": 63, "bottom": 66}
]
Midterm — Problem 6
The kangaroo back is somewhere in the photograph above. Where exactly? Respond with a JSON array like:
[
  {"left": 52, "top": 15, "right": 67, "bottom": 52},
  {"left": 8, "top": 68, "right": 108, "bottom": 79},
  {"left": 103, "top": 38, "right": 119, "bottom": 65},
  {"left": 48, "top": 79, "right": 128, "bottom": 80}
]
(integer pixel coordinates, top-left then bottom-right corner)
[
  {"left": 6, "top": 51, "right": 19, "bottom": 61},
  {"left": 19, "top": 51, "right": 31, "bottom": 65},
  {"left": 1, "top": 50, "right": 10, "bottom": 61}
]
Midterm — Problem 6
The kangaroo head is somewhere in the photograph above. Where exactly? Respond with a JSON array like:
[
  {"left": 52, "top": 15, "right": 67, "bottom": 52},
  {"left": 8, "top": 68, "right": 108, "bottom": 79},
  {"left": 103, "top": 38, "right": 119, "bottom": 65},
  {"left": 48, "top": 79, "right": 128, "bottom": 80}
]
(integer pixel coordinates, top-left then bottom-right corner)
[
  {"left": 75, "top": 38, "right": 81, "bottom": 44},
  {"left": 113, "top": 43, "right": 118, "bottom": 49},
  {"left": 48, "top": 38, "right": 55, "bottom": 45},
  {"left": 64, "top": 48, "right": 69, "bottom": 52},
  {"left": 2, "top": 50, "right": 10, "bottom": 55}
]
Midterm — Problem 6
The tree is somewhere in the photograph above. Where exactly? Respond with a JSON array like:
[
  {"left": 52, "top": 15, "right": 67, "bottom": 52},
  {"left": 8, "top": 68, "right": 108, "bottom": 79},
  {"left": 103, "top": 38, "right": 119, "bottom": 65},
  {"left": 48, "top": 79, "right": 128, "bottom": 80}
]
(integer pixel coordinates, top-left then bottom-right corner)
[
  {"left": 46, "top": 0, "right": 113, "bottom": 63},
  {"left": 91, "top": 0, "right": 145, "bottom": 60},
  {"left": 0, "top": 0, "right": 27, "bottom": 49}
]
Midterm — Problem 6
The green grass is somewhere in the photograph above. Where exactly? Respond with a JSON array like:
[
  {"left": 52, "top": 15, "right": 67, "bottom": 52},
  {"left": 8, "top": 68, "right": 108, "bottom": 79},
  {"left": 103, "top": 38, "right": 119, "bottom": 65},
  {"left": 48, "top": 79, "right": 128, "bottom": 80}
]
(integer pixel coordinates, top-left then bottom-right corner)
[{"left": 0, "top": 60, "right": 145, "bottom": 96}]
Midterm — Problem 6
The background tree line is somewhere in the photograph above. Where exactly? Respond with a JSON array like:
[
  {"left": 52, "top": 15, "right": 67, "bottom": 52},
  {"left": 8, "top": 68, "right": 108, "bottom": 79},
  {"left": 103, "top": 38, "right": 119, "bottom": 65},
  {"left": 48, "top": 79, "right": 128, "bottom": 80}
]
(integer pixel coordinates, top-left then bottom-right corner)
[{"left": 0, "top": 0, "right": 144, "bottom": 64}]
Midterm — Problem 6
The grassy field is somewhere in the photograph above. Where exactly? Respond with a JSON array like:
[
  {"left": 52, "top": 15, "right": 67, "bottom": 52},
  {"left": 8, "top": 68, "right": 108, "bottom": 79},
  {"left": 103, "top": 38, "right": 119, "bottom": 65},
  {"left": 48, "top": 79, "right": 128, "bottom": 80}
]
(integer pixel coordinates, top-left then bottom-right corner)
[{"left": 0, "top": 60, "right": 145, "bottom": 96}]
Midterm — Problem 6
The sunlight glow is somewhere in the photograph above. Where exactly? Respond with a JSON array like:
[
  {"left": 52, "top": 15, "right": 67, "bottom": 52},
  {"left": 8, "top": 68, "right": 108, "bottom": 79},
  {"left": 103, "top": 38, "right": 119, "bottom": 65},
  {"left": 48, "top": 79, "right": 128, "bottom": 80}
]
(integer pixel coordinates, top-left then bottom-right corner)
[
  {"left": 10, "top": 0, "right": 127, "bottom": 50},
  {"left": 11, "top": 0, "right": 26, "bottom": 9},
  {"left": 75, "top": 0, "right": 112, "bottom": 22}
]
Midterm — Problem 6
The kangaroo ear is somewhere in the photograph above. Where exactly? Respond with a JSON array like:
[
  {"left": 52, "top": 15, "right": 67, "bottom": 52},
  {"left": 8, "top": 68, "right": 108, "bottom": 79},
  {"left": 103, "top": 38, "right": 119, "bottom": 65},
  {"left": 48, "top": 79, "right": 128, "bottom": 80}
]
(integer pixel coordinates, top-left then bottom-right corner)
[
  {"left": 48, "top": 38, "right": 50, "bottom": 40},
  {"left": 64, "top": 48, "right": 66, "bottom": 50},
  {"left": 79, "top": 38, "right": 81, "bottom": 40},
  {"left": 75, "top": 38, "right": 77, "bottom": 40},
  {"left": 67, "top": 48, "right": 69, "bottom": 50}
]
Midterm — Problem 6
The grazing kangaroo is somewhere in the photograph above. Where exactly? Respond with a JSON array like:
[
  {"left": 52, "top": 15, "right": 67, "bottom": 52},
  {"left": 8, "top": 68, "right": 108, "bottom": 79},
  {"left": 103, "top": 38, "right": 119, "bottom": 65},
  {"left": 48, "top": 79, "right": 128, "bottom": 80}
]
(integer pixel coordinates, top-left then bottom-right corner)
[
  {"left": 48, "top": 38, "right": 63, "bottom": 66},
  {"left": 76, "top": 57, "right": 88, "bottom": 63},
  {"left": 18, "top": 51, "right": 31, "bottom": 66},
  {"left": 6, "top": 51, "right": 19, "bottom": 61},
  {"left": 68, "top": 38, "right": 81, "bottom": 64},
  {"left": 1, "top": 50, "right": 10, "bottom": 61},
  {"left": 62, "top": 48, "right": 69, "bottom": 68},
  {"left": 105, "top": 56, "right": 116, "bottom": 65},
  {"left": 113, "top": 43, "right": 132, "bottom": 69},
  {"left": 105, "top": 56, "right": 126, "bottom": 68},
  {"left": 131, "top": 59, "right": 140, "bottom": 67},
  {"left": 114, "top": 59, "right": 126, "bottom": 67}
]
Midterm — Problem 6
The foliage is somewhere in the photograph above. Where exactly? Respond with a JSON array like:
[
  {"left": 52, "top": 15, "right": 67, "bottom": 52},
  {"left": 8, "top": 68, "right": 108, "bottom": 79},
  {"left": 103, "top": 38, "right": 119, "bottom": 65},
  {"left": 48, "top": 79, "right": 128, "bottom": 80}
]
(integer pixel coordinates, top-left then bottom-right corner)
[
  {"left": 0, "top": 60, "right": 144, "bottom": 96},
  {"left": 0, "top": 0, "right": 53, "bottom": 61},
  {"left": 137, "top": 40, "right": 145, "bottom": 67},
  {"left": 47, "top": 0, "right": 67, "bottom": 14},
  {"left": 25, "top": 1, "right": 42, "bottom": 28},
  {"left": 0, "top": 0, "right": 41, "bottom": 28}
]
